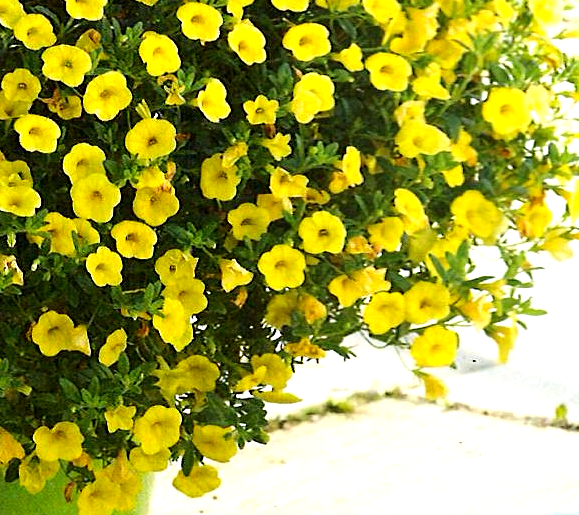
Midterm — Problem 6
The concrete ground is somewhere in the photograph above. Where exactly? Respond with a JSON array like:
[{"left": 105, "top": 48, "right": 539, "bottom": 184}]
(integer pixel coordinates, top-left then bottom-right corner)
[{"left": 148, "top": 253, "right": 579, "bottom": 514}]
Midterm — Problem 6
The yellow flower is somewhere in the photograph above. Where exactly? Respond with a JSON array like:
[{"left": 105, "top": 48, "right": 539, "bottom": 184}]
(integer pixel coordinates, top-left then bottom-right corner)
[
  {"left": 99, "top": 452, "right": 142, "bottom": 513},
  {"left": 153, "top": 297, "right": 192, "bottom": 350},
  {"left": 420, "top": 373, "right": 449, "bottom": 400},
  {"left": 333, "top": 43, "right": 364, "bottom": 72},
  {"left": 390, "top": 3, "right": 439, "bottom": 55},
  {"left": 257, "top": 193, "right": 292, "bottom": 221},
  {"left": 0, "top": 158, "right": 32, "bottom": 187},
  {"left": 517, "top": 200, "right": 552, "bottom": 239},
  {"left": 125, "top": 118, "right": 177, "bottom": 160},
  {"left": 77, "top": 476, "right": 121, "bottom": 515},
  {"left": 394, "top": 188, "right": 429, "bottom": 234},
  {"left": 412, "top": 62, "right": 450, "bottom": 100},
  {"left": 14, "top": 114, "right": 61, "bottom": 153},
  {"left": 192, "top": 425, "right": 238, "bottom": 462},
  {"left": 200, "top": 154, "right": 240, "bottom": 200},
  {"left": 176, "top": 355, "right": 220, "bottom": 391},
  {"left": 298, "top": 211, "right": 346, "bottom": 254},
  {"left": 457, "top": 294, "right": 492, "bottom": 331},
  {"left": 133, "top": 405, "right": 182, "bottom": 455},
  {"left": 450, "top": 190, "right": 505, "bottom": 241},
  {"left": 395, "top": 120, "right": 450, "bottom": 158},
  {"left": 404, "top": 281, "right": 451, "bottom": 325},
  {"left": 228, "top": 202, "right": 270, "bottom": 241},
  {"left": 99, "top": 328, "right": 128, "bottom": 366},
  {"left": 282, "top": 23, "right": 331, "bottom": 61},
  {"left": 258, "top": 244, "right": 306, "bottom": 290},
  {"left": 233, "top": 366, "right": 267, "bottom": 392},
  {"left": 362, "top": 0, "right": 400, "bottom": 22},
  {"left": 411, "top": 325, "right": 458, "bottom": 367},
  {"left": 195, "top": 78, "right": 231, "bottom": 123},
  {"left": 69, "top": 325, "right": 91, "bottom": 356},
  {"left": 539, "top": 228, "right": 573, "bottom": 261},
  {"left": 253, "top": 389, "right": 302, "bottom": 403},
  {"left": 367, "top": 217, "right": 404, "bottom": 252},
  {"left": 75, "top": 28, "right": 102, "bottom": 53},
  {"left": 243, "top": 94, "right": 278, "bottom": 124},
  {"left": 298, "top": 293, "right": 327, "bottom": 324},
  {"left": 442, "top": 164, "right": 464, "bottom": 187},
  {"left": 0, "top": 0, "right": 25, "bottom": 29},
  {"left": 31, "top": 310, "right": 75, "bottom": 357},
  {"left": 19, "top": 455, "right": 59, "bottom": 494},
  {"left": 0, "top": 90, "right": 31, "bottom": 120},
  {"left": 105, "top": 404, "right": 136, "bottom": 432},
  {"left": 1, "top": 68, "right": 41, "bottom": 103},
  {"left": 86, "top": 246, "right": 123, "bottom": 287},
  {"left": 48, "top": 94, "right": 83, "bottom": 120},
  {"left": 33, "top": 211, "right": 76, "bottom": 256},
  {"left": 111, "top": 220, "right": 157, "bottom": 259},
  {"left": 153, "top": 355, "right": 220, "bottom": 399},
  {"left": 528, "top": 0, "right": 564, "bottom": 34},
  {"left": 62, "top": 143, "right": 106, "bottom": 183},
  {"left": 488, "top": 322, "right": 518, "bottom": 364},
  {"left": 272, "top": 0, "right": 309, "bottom": 11},
  {"left": 328, "top": 273, "right": 367, "bottom": 307},
  {"left": 33, "top": 421, "right": 84, "bottom": 462},
  {"left": 228, "top": 19, "right": 267, "bottom": 65},
  {"left": 172, "top": 465, "right": 221, "bottom": 498},
  {"left": 219, "top": 258, "right": 254, "bottom": 292},
  {"left": 139, "top": 31, "right": 181, "bottom": 76},
  {"left": 177, "top": 2, "right": 223, "bottom": 43},
  {"left": 365, "top": 52, "right": 412, "bottom": 91},
  {"left": 251, "top": 353, "right": 292, "bottom": 389},
  {"left": 269, "top": 166, "right": 308, "bottom": 198},
  {"left": 162, "top": 277, "right": 208, "bottom": 316},
  {"left": 363, "top": 291, "right": 405, "bottom": 334},
  {"left": 0, "top": 185, "right": 41, "bottom": 217},
  {"left": 155, "top": 248, "right": 197, "bottom": 285},
  {"left": 83, "top": 71, "right": 133, "bottom": 121},
  {"left": 223, "top": 141, "right": 248, "bottom": 168},
  {"left": 482, "top": 87, "right": 532, "bottom": 138},
  {"left": 336, "top": 145, "right": 363, "bottom": 189},
  {"left": 133, "top": 186, "right": 180, "bottom": 226},
  {"left": 13, "top": 13, "right": 56, "bottom": 50},
  {"left": 70, "top": 173, "right": 121, "bottom": 223},
  {"left": 0, "top": 426, "right": 25, "bottom": 464},
  {"left": 132, "top": 165, "right": 166, "bottom": 189},
  {"left": 292, "top": 72, "right": 335, "bottom": 124},
  {"left": 264, "top": 290, "right": 299, "bottom": 328},
  {"left": 41, "top": 45, "right": 92, "bottom": 87},
  {"left": 65, "top": 0, "right": 107, "bottom": 20},
  {"left": 129, "top": 447, "right": 170, "bottom": 472},
  {"left": 285, "top": 337, "right": 326, "bottom": 358},
  {"left": 315, "top": 0, "right": 359, "bottom": 9},
  {"left": 0, "top": 254, "right": 23, "bottom": 285}
]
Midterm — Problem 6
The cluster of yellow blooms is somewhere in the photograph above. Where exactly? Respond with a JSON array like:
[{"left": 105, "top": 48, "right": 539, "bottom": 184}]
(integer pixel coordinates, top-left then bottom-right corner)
[{"left": 0, "top": 0, "right": 578, "bottom": 512}]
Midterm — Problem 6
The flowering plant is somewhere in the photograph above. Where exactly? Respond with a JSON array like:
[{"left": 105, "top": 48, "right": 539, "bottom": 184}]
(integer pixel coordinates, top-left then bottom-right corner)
[{"left": 0, "top": 0, "right": 578, "bottom": 512}]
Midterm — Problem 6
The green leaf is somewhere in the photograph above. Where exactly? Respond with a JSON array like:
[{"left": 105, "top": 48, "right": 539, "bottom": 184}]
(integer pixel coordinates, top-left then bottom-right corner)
[
  {"left": 59, "top": 378, "right": 80, "bottom": 402},
  {"left": 555, "top": 403, "right": 568, "bottom": 421},
  {"left": 181, "top": 445, "right": 196, "bottom": 477}
]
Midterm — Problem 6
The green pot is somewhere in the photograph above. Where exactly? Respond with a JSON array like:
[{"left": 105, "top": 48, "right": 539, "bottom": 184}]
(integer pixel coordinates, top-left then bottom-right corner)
[{"left": 1, "top": 469, "right": 152, "bottom": 515}]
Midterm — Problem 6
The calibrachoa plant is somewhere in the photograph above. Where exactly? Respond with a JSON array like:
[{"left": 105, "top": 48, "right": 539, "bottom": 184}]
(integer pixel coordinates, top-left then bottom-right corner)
[{"left": 0, "top": 0, "right": 579, "bottom": 512}]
